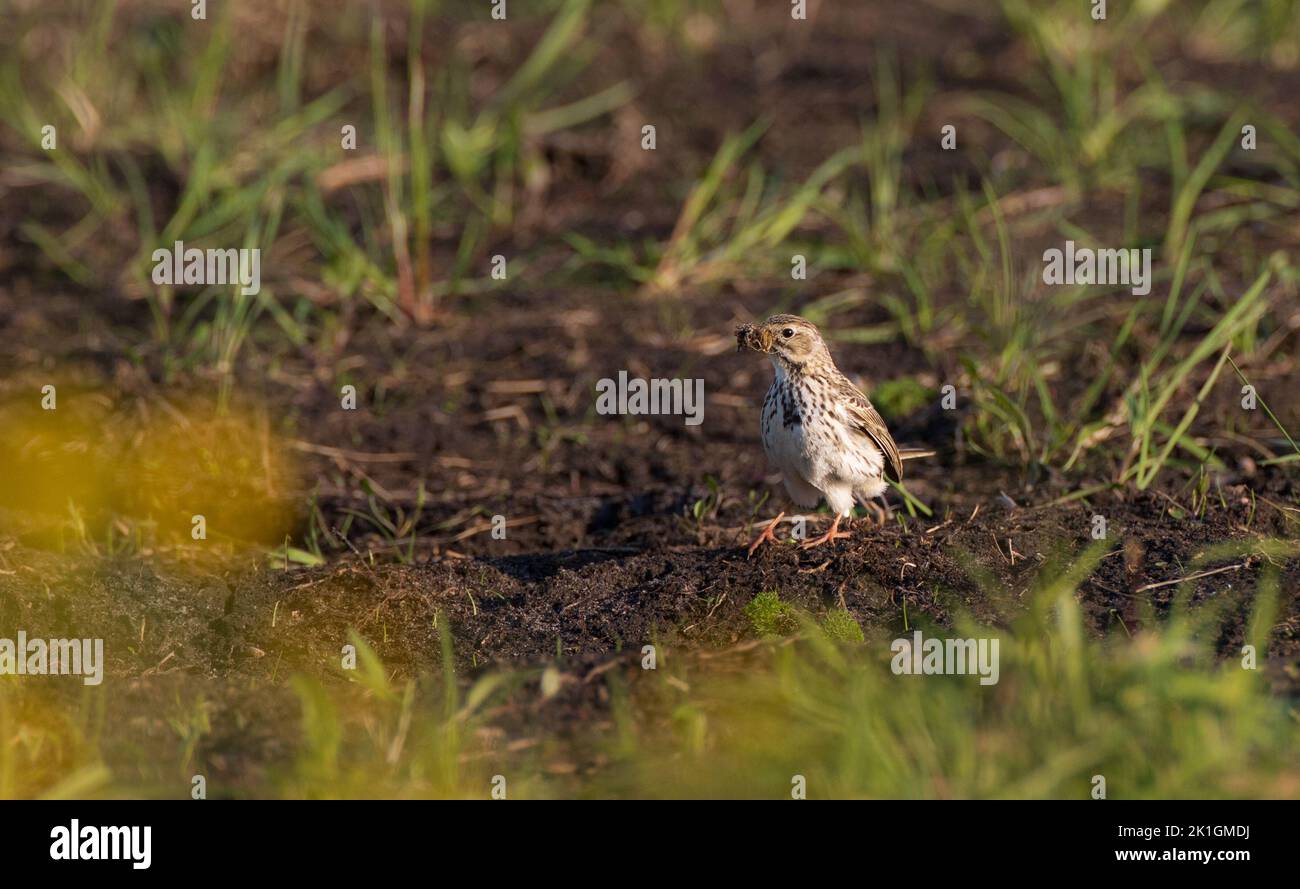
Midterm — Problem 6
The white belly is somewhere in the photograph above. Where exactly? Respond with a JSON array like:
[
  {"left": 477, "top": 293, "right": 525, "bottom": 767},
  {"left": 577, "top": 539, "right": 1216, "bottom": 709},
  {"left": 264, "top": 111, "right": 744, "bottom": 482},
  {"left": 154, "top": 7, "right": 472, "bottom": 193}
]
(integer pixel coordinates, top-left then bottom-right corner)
[{"left": 760, "top": 372, "right": 886, "bottom": 516}]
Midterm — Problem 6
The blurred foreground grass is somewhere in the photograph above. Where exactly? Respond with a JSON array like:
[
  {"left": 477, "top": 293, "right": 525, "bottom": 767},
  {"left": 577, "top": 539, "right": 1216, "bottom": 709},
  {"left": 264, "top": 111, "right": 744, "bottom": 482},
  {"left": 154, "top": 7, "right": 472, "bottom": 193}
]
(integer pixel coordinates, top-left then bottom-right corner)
[
  {"left": 1, "top": 0, "right": 1298, "bottom": 800},
  {"left": 0, "top": 377, "right": 301, "bottom": 553},
  {"left": 4, "top": 544, "right": 1295, "bottom": 799}
]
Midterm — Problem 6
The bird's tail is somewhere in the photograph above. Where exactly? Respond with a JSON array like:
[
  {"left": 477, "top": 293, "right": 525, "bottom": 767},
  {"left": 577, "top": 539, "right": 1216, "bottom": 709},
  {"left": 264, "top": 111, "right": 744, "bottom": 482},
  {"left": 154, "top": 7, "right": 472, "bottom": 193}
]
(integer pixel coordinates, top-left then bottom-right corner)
[{"left": 898, "top": 447, "right": 936, "bottom": 461}]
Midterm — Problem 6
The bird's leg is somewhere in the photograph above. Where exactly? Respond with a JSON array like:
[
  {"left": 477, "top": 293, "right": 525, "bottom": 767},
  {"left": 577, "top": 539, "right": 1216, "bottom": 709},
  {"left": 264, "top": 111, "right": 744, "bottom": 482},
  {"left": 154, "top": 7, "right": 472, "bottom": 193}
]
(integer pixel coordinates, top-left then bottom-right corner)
[
  {"left": 746, "top": 511, "right": 786, "bottom": 557},
  {"left": 801, "top": 513, "right": 852, "bottom": 549},
  {"left": 866, "top": 500, "right": 889, "bottom": 527}
]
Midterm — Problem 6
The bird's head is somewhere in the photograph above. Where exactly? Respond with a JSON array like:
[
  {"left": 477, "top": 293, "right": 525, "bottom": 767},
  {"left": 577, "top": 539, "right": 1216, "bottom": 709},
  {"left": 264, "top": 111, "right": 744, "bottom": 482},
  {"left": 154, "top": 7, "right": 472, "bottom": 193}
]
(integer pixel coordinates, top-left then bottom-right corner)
[{"left": 735, "top": 314, "right": 832, "bottom": 371}]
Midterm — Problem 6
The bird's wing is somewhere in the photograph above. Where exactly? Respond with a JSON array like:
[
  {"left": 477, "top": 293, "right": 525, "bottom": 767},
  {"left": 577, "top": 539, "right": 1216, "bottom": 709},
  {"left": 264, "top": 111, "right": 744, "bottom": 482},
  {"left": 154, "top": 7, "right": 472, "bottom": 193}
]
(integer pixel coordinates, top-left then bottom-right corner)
[{"left": 833, "top": 375, "right": 903, "bottom": 481}]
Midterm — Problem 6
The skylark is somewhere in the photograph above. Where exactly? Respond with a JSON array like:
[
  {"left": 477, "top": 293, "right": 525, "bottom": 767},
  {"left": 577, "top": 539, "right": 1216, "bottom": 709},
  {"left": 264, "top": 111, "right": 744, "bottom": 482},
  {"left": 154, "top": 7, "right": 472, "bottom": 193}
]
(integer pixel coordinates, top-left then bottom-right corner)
[{"left": 736, "top": 314, "right": 926, "bottom": 555}]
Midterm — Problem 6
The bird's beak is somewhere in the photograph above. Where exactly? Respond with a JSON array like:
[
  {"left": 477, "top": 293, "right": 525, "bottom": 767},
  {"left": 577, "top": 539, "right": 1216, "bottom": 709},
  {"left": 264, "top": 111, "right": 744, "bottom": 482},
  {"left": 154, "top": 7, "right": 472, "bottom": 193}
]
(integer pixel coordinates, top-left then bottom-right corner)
[{"left": 734, "top": 323, "right": 771, "bottom": 353}]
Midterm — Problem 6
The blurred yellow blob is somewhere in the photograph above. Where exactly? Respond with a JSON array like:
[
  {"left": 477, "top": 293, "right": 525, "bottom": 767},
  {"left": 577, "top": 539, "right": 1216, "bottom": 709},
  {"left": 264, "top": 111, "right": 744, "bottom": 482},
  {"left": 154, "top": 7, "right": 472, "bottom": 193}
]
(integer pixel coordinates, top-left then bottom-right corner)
[{"left": 0, "top": 376, "right": 301, "bottom": 551}]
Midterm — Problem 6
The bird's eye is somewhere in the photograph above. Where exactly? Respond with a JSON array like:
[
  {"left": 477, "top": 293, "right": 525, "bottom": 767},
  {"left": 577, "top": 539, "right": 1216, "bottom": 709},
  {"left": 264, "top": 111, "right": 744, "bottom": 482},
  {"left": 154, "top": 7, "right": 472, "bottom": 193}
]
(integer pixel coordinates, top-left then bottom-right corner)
[{"left": 782, "top": 328, "right": 795, "bottom": 338}]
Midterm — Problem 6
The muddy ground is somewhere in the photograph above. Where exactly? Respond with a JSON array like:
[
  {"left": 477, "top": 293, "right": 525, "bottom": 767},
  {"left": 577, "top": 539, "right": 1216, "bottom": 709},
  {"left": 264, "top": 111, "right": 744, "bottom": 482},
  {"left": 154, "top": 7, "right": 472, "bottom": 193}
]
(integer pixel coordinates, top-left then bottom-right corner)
[
  {"left": 0, "top": 1, "right": 1298, "bottom": 795},
  {"left": 3, "top": 278, "right": 1297, "bottom": 792}
]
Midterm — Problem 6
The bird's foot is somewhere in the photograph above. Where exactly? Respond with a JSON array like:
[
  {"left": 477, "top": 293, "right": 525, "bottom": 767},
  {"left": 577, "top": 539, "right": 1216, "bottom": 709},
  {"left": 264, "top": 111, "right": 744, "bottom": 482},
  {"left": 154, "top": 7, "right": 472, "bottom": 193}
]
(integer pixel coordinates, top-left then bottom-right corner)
[
  {"left": 746, "top": 511, "right": 786, "bottom": 558},
  {"left": 801, "top": 514, "right": 851, "bottom": 549},
  {"left": 866, "top": 500, "right": 890, "bottom": 527}
]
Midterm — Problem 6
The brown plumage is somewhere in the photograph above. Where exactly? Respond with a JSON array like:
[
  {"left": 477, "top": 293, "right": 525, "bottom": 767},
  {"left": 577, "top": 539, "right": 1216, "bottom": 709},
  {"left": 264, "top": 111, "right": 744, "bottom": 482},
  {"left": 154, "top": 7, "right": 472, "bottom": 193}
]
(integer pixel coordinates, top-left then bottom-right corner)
[{"left": 736, "top": 314, "right": 915, "bottom": 552}]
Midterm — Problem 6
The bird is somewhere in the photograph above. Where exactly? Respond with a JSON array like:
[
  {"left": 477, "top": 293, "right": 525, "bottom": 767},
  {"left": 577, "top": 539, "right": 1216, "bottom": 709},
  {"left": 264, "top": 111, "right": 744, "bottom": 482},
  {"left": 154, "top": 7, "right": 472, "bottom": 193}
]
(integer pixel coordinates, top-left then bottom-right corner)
[{"left": 735, "top": 313, "right": 928, "bottom": 555}]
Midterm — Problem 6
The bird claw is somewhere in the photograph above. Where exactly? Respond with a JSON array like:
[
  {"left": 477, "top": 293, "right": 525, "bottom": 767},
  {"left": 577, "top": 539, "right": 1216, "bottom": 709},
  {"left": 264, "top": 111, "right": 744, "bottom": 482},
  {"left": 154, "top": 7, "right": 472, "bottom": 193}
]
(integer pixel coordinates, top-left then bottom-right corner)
[
  {"left": 746, "top": 511, "right": 786, "bottom": 558},
  {"left": 866, "top": 501, "right": 890, "bottom": 527},
  {"left": 800, "top": 528, "right": 851, "bottom": 549},
  {"left": 800, "top": 515, "right": 850, "bottom": 549}
]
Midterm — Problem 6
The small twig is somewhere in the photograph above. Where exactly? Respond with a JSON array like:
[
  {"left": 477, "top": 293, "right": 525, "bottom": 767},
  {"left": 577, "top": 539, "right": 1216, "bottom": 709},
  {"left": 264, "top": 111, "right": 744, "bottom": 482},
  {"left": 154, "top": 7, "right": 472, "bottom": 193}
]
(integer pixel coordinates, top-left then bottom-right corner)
[
  {"left": 582, "top": 658, "right": 625, "bottom": 685},
  {"left": 448, "top": 515, "right": 539, "bottom": 543},
  {"left": 1133, "top": 562, "right": 1247, "bottom": 593},
  {"left": 289, "top": 440, "right": 418, "bottom": 462}
]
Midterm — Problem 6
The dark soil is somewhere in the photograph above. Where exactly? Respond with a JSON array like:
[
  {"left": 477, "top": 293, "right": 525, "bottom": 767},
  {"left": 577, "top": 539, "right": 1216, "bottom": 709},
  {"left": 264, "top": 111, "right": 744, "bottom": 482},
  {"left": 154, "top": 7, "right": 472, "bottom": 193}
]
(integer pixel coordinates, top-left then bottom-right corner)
[{"left": 1, "top": 1, "right": 1297, "bottom": 796}]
